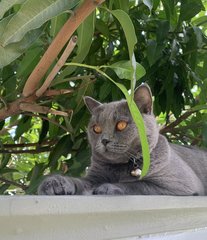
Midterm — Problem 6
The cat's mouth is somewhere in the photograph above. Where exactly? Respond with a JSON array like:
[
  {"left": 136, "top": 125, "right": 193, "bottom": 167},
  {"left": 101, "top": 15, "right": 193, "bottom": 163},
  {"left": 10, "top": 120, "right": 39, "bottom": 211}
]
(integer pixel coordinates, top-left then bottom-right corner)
[
  {"left": 105, "top": 143, "right": 128, "bottom": 154},
  {"left": 95, "top": 142, "right": 136, "bottom": 162}
]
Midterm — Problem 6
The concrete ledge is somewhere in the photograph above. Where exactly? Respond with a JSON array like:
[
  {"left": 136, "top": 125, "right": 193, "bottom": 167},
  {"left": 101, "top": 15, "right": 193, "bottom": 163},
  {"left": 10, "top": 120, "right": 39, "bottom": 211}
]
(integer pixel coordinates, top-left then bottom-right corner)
[{"left": 0, "top": 196, "right": 207, "bottom": 239}]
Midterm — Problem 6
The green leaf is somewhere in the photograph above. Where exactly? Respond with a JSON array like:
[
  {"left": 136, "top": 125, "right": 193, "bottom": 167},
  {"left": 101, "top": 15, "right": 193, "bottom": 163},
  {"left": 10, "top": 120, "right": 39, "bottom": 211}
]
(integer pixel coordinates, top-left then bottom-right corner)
[
  {"left": 161, "top": 0, "right": 177, "bottom": 31},
  {"left": 108, "top": 9, "right": 138, "bottom": 97},
  {"left": 39, "top": 120, "right": 49, "bottom": 144},
  {"left": 26, "top": 162, "right": 46, "bottom": 194},
  {"left": 107, "top": 60, "right": 146, "bottom": 80},
  {"left": 179, "top": 0, "right": 205, "bottom": 22},
  {"left": 50, "top": 12, "right": 68, "bottom": 38},
  {"left": 48, "top": 135, "right": 73, "bottom": 170},
  {"left": 190, "top": 104, "right": 207, "bottom": 112},
  {"left": 113, "top": 0, "right": 129, "bottom": 13},
  {"left": 0, "top": 0, "right": 26, "bottom": 20},
  {"left": 114, "top": 83, "right": 150, "bottom": 178},
  {"left": 14, "top": 116, "right": 32, "bottom": 140},
  {"left": 109, "top": 9, "right": 137, "bottom": 61},
  {"left": 156, "top": 20, "right": 169, "bottom": 43},
  {"left": 0, "top": 154, "right": 11, "bottom": 169},
  {"left": 147, "top": 40, "right": 163, "bottom": 66},
  {"left": 98, "top": 81, "right": 113, "bottom": 100},
  {"left": 143, "top": 0, "right": 153, "bottom": 12},
  {"left": 75, "top": 12, "right": 95, "bottom": 64},
  {"left": 49, "top": 116, "right": 60, "bottom": 139},
  {"left": 153, "top": 0, "right": 161, "bottom": 10},
  {"left": 16, "top": 46, "right": 43, "bottom": 78},
  {"left": 0, "top": 168, "right": 18, "bottom": 174},
  {"left": 0, "top": 184, "right": 10, "bottom": 194},
  {"left": 0, "top": 15, "right": 42, "bottom": 68},
  {"left": 0, "top": 0, "right": 79, "bottom": 46},
  {"left": 95, "top": 19, "right": 110, "bottom": 38}
]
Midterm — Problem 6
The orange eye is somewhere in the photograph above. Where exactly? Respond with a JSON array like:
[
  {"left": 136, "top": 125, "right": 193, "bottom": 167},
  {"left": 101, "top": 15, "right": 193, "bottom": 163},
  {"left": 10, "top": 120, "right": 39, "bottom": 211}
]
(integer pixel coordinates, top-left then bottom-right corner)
[
  {"left": 116, "top": 120, "right": 128, "bottom": 131},
  {"left": 93, "top": 124, "right": 102, "bottom": 134}
]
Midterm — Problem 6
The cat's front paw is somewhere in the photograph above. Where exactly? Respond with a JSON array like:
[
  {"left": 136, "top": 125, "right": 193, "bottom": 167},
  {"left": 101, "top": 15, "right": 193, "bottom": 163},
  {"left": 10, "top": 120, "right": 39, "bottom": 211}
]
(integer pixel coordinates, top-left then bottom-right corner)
[
  {"left": 38, "top": 175, "right": 76, "bottom": 195},
  {"left": 93, "top": 183, "right": 124, "bottom": 195}
]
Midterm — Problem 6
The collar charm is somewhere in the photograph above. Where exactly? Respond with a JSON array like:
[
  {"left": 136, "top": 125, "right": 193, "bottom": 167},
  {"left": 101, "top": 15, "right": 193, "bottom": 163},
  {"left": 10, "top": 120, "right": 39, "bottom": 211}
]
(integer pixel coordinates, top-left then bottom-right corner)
[
  {"left": 129, "top": 157, "right": 142, "bottom": 177},
  {"left": 131, "top": 168, "right": 142, "bottom": 177}
]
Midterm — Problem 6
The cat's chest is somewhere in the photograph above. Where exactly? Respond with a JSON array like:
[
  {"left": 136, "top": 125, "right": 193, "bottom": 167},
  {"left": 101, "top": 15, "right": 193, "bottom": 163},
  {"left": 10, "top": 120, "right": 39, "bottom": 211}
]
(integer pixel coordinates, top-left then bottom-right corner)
[{"left": 105, "top": 164, "right": 140, "bottom": 183}]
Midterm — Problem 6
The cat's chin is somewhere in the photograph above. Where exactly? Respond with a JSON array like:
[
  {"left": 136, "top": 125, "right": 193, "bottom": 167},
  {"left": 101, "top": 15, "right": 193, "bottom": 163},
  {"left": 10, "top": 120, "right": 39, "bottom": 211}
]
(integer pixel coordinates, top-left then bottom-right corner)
[{"left": 95, "top": 150, "right": 128, "bottom": 164}]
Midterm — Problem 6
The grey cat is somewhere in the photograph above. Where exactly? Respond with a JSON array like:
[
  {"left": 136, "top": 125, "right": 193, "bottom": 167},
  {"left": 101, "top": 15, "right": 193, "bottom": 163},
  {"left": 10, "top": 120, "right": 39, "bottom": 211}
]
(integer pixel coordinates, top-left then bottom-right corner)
[{"left": 38, "top": 84, "right": 207, "bottom": 196}]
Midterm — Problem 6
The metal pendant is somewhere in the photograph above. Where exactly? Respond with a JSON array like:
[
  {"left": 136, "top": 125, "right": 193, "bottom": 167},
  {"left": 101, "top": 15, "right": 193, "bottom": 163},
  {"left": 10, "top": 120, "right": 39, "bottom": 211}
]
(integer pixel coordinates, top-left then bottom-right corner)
[
  {"left": 131, "top": 168, "right": 142, "bottom": 177},
  {"left": 128, "top": 156, "right": 143, "bottom": 177}
]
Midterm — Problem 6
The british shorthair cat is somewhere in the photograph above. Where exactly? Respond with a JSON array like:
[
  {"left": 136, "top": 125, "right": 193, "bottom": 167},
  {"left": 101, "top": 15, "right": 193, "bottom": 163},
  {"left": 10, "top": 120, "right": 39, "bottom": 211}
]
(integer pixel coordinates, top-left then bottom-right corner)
[{"left": 38, "top": 84, "right": 207, "bottom": 196}]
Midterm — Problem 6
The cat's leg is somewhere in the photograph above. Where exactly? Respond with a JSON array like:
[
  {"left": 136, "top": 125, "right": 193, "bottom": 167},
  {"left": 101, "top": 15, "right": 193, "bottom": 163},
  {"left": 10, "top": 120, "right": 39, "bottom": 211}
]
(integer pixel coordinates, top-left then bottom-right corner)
[
  {"left": 93, "top": 181, "right": 178, "bottom": 195},
  {"left": 38, "top": 175, "right": 92, "bottom": 195},
  {"left": 113, "top": 181, "right": 199, "bottom": 195},
  {"left": 93, "top": 183, "right": 125, "bottom": 195}
]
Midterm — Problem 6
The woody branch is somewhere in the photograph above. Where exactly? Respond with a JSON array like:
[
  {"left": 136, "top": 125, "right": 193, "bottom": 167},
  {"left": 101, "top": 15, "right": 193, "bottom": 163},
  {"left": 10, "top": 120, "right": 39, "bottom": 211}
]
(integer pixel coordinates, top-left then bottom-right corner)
[{"left": 0, "top": 0, "right": 105, "bottom": 121}]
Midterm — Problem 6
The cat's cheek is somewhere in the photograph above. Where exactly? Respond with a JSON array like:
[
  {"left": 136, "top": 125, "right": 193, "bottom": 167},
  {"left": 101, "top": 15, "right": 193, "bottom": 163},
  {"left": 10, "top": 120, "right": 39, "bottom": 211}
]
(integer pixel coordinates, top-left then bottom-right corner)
[{"left": 95, "top": 141, "right": 105, "bottom": 154}]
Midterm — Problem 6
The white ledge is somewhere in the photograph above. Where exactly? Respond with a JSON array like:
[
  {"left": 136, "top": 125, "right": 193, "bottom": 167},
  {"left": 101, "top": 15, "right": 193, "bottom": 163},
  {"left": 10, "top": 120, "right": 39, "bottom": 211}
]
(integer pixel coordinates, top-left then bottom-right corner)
[{"left": 0, "top": 196, "right": 207, "bottom": 240}]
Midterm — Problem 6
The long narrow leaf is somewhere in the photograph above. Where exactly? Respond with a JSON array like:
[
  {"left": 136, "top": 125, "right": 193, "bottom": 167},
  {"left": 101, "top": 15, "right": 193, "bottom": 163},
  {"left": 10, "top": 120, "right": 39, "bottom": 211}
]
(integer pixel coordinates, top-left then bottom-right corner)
[
  {"left": 0, "top": 0, "right": 26, "bottom": 20},
  {"left": 107, "top": 9, "right": 138, "bottom": 99},
  {"left": 1, "top": 0, "right": 79, "bottom": 46},
  {"left": 0, "top": 15, "right": 42, "bottom": 68}
]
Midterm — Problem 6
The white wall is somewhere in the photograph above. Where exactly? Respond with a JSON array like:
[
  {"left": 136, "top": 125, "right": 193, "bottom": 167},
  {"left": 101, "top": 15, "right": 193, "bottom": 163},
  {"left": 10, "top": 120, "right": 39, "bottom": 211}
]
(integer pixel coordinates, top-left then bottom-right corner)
[{"left": 0, "top": 196, "right": 207, "bottom": 240}]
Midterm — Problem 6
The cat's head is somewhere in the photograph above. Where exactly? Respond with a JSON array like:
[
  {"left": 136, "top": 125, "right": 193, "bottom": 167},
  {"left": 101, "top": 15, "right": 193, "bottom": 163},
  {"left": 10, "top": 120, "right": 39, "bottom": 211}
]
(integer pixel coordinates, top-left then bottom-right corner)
[{"left": 84, "top": 84, "right": 159, "bottom": 164}]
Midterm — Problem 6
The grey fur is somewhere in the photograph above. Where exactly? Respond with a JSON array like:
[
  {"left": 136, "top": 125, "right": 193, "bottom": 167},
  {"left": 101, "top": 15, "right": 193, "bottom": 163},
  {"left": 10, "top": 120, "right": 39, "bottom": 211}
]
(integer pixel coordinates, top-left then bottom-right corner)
[{"left": 38, "top": 84, "right": 207, "bottom": 196}]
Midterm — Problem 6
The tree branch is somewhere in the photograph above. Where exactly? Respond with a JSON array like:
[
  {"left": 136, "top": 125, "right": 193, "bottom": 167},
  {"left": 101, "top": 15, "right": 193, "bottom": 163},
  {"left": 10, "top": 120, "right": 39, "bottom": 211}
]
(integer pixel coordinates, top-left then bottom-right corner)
[
  {"left": 19, "top": 103, "right": 69, "bottom": 117},
  {"left": 0, "top": 0, "right": 105, "bottom": 122},
  {"left": 23, "top": 0, "right": 105, "bottom": 97},
  {"left": 160, "top": 111, "right": 194, "bottom": 134},
  {"left": 2, "top": 139, "right": 58, "bottom": 149},
  {"left": 36, "top": 35, "right": 78, "bottom": 97},
  {"left": 43, "top": 89, "right": 73, "bottom": 97},
  {"left": 23, "top": 113, "right": 70, "bottom": 133},
  {"left": 0, "top": 146, "right": 53, "bottom": 154},
  {"left": 0, "top": 177, "right": 27, "bottom": 191}
]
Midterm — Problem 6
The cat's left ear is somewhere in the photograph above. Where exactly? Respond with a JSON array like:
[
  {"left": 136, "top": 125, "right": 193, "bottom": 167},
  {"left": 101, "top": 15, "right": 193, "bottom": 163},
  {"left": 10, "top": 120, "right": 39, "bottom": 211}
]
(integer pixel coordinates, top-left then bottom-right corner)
[
  {"left": 84, "top": 96, "right": 102, "bottom": 114},
  {"left": 134, "top": 83, "right": 153, "bottom": 114}
]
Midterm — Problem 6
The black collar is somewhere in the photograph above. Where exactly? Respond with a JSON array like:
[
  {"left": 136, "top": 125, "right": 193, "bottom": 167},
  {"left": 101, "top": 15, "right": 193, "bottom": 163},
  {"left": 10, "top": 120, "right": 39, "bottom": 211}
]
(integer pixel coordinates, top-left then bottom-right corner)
[{"left": 128, "top": 156, "right": 143, "bottom": 177}]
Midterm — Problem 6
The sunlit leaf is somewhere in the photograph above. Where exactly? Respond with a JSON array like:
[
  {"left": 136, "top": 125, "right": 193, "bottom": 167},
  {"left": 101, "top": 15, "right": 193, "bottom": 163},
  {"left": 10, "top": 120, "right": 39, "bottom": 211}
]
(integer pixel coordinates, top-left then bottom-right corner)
[
  {"left": 0, "top": 15, "right": 42, "bottom": 68},
  {"left": 143, "top": 0, "right": 153, "bottom": 12},
  {"left": 0, "top": 0, "right": 79, "bottom": 46},
  {"left": 109, "top": 9, "right": 137, "bottom": 61},
  {"left": 106, "top": 60, "right": 146, "bottom": 80}
]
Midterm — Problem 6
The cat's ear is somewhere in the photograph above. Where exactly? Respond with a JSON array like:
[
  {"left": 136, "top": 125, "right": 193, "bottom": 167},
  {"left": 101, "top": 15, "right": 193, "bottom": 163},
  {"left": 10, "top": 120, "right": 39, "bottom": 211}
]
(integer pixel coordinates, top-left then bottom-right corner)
[
  {"left": 84, "top": 96, "right": 102, "bottom": 114},
  {"left": 134, "top": 83, "right": 153, "bottom": 114}
]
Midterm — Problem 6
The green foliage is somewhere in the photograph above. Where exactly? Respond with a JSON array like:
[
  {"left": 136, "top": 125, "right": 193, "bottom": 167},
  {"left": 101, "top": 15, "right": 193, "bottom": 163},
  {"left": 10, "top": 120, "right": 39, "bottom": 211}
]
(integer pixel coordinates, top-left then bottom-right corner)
[{"left": 0, "top": 0, "right": 207, "bottom": 194}]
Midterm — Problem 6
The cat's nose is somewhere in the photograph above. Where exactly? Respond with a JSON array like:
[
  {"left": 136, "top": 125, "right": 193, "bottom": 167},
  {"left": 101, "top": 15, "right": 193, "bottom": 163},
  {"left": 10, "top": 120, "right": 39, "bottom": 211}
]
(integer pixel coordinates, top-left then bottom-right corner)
[{"left": 101, "top": 138, "right": 110, "bottom": 146}]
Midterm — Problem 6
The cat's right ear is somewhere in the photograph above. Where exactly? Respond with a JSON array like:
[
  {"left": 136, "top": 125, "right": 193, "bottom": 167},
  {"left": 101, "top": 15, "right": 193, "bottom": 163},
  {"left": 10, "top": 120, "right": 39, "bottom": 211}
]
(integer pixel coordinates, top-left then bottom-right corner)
[
  {"left": 134, "top": 83, "right": 153, "bottom": 114},
  {"left": 84, "top": 96, "right": 102, "bottom": 114}
]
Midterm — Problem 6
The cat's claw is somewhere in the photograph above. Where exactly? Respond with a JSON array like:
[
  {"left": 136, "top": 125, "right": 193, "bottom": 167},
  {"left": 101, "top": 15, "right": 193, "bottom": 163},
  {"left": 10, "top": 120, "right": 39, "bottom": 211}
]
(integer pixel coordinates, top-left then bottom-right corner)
[
  {"left": 38, "top": 175, "right": 76, "bottom": 195},
  {"left": 93, "top": 183, "right": 124, "bottom": 195}
]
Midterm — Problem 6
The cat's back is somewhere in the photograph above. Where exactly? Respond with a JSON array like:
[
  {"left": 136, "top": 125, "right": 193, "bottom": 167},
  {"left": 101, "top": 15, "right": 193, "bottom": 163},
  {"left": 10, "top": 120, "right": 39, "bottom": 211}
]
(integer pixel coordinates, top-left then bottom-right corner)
[{"left": 171, "top": 143, "right": 207, "bottom": 192}]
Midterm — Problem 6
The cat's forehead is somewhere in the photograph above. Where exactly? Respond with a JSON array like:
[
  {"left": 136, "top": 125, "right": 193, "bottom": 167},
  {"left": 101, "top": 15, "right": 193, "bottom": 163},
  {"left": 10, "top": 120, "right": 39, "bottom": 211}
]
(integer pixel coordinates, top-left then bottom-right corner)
[{"left": 91, "top": 100, "right": 129, "bottom": 122}]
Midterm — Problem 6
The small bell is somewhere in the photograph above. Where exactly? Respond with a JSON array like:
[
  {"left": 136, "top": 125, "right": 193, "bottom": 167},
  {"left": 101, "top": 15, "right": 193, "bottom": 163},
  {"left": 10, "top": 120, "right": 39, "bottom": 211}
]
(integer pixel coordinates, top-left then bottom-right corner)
[{"left": 131, "top": 168, "right": 142, "bottom": 177}]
